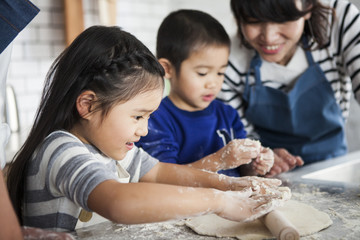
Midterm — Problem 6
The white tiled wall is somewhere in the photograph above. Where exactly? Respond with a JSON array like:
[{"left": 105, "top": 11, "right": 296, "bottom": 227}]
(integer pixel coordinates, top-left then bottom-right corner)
[
  {"left": 6, "top": 0, "right": 234, "bottom": 132},
  {"left": 5, "top": 0, "right": 360, "bottom": 151}
]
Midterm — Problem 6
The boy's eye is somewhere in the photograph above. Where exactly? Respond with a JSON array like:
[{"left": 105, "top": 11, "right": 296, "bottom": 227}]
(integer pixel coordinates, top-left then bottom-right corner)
[
  {"left": 134, "top": 116, "right": 143, "bottom": 121},
  {"left": 218, "top": 72, "right": 225, "bottom": 76}
]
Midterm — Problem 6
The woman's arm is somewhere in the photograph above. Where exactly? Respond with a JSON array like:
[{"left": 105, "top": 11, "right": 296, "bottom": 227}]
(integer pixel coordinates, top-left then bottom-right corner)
[
  {"left": 0, "top": 169, "right": 23, "bottom": 240},
  {"left": 1, "top": 168, "right": 75, "bottom": 240}
]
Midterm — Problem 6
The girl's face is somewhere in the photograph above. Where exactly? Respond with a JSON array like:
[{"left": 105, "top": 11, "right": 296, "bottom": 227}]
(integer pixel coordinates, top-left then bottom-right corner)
[
  {"left": 79, "top": 88, "right": 163, "bottom": 160},
  {"left": 168, "top": 45, "right": 229, "bottom": 111},
  {"left": 240, "top": 2, "right": 311, "bottom": 65}
]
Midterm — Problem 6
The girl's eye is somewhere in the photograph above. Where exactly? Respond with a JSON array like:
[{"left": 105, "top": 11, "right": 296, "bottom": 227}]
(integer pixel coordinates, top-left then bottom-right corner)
[
  {"left": 218, "top": 72, "right": 225, "bottom": 76},
  {"left": 197, "top": 72, "right": 207, "bottom": 77}
]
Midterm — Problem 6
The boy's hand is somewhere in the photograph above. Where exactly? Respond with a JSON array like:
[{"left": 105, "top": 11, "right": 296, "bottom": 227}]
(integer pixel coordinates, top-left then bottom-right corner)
[
  {"left": 219, "top": 139, "right": 261, "bottom": 170},
  {"left": 251, "top": 147, "right": 274, "bottom": 175}
]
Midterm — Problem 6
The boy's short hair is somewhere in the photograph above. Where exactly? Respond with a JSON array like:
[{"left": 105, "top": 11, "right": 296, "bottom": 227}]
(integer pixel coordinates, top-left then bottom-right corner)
[{"left": 156, "top": 9, "right": 230, "bottom": 74}]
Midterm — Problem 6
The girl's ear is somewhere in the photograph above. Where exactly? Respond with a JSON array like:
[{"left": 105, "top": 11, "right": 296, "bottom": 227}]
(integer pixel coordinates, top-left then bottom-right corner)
[
  {"left": 158, "top": 58, "right": 175, "bottom": 79},
  {"left": 76, "top": 90, "right": 97, "bottom": 119}
]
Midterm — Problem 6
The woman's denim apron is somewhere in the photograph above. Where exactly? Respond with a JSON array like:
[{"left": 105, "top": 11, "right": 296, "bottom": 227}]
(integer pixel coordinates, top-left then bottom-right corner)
[{"left": 243, "top": 42, "right": 347, "bottom": 163}]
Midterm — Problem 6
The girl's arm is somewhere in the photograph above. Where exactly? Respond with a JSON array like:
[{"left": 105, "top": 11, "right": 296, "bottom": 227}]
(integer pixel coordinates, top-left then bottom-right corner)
[{"left": 87, "top": 175, "right": 287, "bottom": 225}]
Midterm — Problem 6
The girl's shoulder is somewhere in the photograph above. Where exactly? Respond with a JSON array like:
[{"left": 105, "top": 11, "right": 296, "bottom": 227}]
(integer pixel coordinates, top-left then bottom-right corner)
[{"left": 44, "top": 130, "right": 83, "bottom": 145}]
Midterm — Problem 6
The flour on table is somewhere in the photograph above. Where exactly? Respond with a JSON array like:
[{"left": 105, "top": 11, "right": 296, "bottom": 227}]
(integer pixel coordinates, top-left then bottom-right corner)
[{"left": 186, "top": 200, "right": 332, "bottom": 240}]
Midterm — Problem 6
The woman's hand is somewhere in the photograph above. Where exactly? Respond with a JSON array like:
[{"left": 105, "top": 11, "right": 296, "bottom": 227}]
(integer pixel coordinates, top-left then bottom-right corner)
[
  {"left": 216, "top": 186, "right": 291, "bottom": 222},
  {"left": 265, "top": 148, "right": 304, "bottom": 177}
]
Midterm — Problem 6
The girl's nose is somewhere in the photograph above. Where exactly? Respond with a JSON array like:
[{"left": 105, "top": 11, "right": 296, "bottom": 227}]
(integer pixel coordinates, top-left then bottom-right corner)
[{"left": 136, "top": 121, "right": 148, "bottom": 137}]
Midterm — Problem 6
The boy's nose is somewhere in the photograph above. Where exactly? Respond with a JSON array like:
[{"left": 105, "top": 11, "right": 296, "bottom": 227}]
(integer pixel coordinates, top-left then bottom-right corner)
[{"left": 205, "top": 79, "right": 217, "bottom": 89}]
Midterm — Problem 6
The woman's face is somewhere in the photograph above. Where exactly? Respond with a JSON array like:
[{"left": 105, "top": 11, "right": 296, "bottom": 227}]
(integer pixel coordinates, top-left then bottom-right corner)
[{"left": 240, "top": 2, "right": 311, "bottom": 65}]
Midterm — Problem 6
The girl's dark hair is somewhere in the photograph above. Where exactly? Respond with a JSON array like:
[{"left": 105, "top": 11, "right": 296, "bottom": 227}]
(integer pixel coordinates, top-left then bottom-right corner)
[
  {"left": 7, "top": 25, "right": 164, "bottom": 222},
  {"left": 230, "top": 0, "right": 335, "bottom": 49},
  {"left": 156, "top": 9, "right": 230, "bottom": 74}
]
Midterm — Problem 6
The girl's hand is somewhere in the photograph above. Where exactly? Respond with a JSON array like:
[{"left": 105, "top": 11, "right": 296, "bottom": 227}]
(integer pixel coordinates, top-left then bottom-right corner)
[
  {"left": 218, "top": 139, "right": 261, "bottom": 170},
  {"left": 226, "top": 175, "right": 282, "bottom": 193},
  {"left": 251, "top": 147, "right": 274, "bottom": 175},
  {"left": 265, "top": 148, "right": 304, "bottom": 177},
  {"left": 216, "top": 186, "right": 291, "bottom": 222}
]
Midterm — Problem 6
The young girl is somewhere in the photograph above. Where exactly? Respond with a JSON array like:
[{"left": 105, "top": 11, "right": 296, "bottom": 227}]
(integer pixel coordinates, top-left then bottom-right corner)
[{"left": 6, "top": 26, "right": 288, "bottom": 232}]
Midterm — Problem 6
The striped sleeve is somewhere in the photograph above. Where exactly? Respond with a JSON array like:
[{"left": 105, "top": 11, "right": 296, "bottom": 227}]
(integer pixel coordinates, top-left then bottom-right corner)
[{"left": 24, "top": 131, "right": 119, "bottom": 230}]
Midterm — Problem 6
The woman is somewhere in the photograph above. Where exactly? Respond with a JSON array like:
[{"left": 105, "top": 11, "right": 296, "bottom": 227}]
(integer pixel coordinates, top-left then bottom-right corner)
[{"left": 218, "top": 0, "right": 360, "bottom": 177}]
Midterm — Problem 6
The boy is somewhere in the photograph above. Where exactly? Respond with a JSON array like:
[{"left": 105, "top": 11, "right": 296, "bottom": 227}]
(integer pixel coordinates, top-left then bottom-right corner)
[{"left": 137, "top": 10, "right": 273, "bottom": 177}]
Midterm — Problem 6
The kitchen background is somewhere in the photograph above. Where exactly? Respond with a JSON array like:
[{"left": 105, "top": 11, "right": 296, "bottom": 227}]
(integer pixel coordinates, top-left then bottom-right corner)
[{"left": 3, "top": 0, "right": 360, "bottom": 160}]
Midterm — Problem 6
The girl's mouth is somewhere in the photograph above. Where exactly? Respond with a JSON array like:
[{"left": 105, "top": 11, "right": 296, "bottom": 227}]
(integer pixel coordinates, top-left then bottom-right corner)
[{"left": 126, "top": 142, "right": 134, "bottom": 150}]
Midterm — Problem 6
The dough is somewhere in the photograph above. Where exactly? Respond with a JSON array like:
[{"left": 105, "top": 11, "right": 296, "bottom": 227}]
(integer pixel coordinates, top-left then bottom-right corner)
[{"left": 186, "top": 200, "right": 332, "bottom": 240}]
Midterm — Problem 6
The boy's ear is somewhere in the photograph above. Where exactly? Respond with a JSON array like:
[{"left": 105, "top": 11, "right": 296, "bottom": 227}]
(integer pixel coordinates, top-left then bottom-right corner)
[
  {"left": 76, "top": 90, "right": 97, "bottom": 119},
  {"left": 158, "top": 58, "right": 175, "bottom": 79}
]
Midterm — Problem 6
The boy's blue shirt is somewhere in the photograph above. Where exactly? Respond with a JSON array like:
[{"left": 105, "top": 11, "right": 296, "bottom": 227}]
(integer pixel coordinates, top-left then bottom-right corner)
[{"left": 136, "top": 96, "right": 247, "bottom": 177}]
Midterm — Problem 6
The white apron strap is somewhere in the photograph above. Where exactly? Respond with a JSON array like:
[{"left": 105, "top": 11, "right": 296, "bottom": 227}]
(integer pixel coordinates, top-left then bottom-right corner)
[{"left": 75, "top": 162, "right": 130, "bottom": 229}]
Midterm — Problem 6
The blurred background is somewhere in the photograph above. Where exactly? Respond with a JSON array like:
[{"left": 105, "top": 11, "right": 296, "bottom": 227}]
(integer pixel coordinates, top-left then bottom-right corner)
[{"left": 3, "top": 0, "right": 360, "bottom": 163}]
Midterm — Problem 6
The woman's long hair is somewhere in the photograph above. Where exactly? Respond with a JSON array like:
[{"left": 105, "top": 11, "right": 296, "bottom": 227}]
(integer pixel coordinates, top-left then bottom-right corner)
[
  {"left": 230, "top": 0, "right": 335, "bottom": 49},
  {"left": 7, "top": 26, "right": 164, "bottom": 222}
]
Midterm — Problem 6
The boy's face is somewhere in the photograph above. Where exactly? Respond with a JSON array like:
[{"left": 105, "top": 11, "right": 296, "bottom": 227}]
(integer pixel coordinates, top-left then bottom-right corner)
[{"left": 168, "top": 45, "right": 229, "bottom": 112}]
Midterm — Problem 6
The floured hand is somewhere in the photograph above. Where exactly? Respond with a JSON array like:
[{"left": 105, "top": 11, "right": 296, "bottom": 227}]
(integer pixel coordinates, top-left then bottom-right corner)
[
  {"left": 218, "top": 139, "right": 261, "bottom": 170},
  {"left": 226, "top": 175, "right": 282, "bottom": 193},
  {"left": 246, "top": 186, "right": 291, "bottom": 222},
  {"left": 216, "top": 186, "right": 291, "bottom": 222},
  {"left": 251, "top": 147, "right": 274, "bottom": 175}
]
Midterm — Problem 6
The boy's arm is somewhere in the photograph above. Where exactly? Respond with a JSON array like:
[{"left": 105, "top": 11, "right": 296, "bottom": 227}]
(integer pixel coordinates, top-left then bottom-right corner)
[
  {"left": 187, "top": 139, "right": 261, "bottom": 172},
  {"left": 141, "top": 161, "right": 281, "bottom": 192}
]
